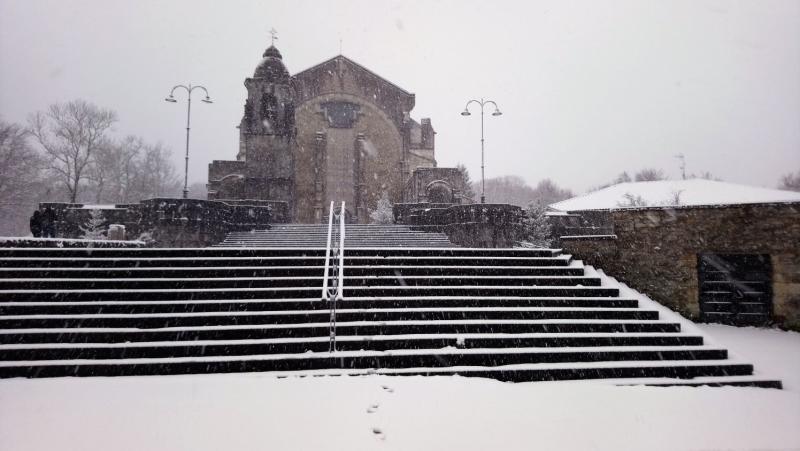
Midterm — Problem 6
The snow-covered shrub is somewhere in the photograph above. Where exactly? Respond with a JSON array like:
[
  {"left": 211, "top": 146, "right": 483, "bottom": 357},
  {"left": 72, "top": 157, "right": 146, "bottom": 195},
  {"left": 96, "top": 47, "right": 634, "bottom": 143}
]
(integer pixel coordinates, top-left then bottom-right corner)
[
  {"left": 661, "top": 189, "right": 683, "bottom": 206},
  {"left": 137, "top": 230, "right": 156, "bottom": 245},
  {"left": 79, "top": 209, "right": 106, "bottom": 240},
  {"left": 516, "top": 203, "right": 552, "bottom": 248},
  {"left": 617, "top": 192, "right": 648, "bottom": 207},
  {"left": 369, "top": 191, "right": 394, "bottom": 224}
]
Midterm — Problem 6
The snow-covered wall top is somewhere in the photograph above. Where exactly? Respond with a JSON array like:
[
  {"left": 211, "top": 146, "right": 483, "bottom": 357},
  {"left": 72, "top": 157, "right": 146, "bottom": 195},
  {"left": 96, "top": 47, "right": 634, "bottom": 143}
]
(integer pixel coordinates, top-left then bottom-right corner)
[{"left": 550, "top": 179, "right": 800, "bottom": 211}]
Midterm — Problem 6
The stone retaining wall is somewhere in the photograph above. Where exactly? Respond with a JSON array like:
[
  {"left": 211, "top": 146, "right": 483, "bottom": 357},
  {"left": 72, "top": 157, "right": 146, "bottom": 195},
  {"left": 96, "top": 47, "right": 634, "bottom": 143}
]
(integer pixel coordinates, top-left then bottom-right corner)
[
  {"left": 37, "top": 198, "right": 289, "bottom": 247},
  {"left": 560, "top": 202, "right": 800, "bottom": 330},
  {"left": 394, "top": 203, "right": 523, "bottom": 247}
]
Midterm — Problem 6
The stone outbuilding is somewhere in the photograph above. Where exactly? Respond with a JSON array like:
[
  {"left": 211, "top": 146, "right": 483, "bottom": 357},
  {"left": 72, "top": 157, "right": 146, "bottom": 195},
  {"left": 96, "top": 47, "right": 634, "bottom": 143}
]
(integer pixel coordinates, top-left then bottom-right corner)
[{"left": 549, "top": 180, "right": 800, "bottom": 330}]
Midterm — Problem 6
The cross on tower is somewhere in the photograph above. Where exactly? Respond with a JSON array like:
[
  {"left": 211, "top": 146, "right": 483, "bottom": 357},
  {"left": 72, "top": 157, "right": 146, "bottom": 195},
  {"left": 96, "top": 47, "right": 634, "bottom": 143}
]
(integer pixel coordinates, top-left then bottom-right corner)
[{"left": 269, "top": 28, "right": 278, "bottom": 46}]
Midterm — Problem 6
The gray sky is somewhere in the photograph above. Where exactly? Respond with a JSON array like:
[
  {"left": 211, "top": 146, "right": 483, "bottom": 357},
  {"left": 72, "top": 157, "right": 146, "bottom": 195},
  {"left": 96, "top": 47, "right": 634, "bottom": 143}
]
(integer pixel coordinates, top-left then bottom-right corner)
[{"left": 1, "top": 0, "right": 798, "bottom": 194}]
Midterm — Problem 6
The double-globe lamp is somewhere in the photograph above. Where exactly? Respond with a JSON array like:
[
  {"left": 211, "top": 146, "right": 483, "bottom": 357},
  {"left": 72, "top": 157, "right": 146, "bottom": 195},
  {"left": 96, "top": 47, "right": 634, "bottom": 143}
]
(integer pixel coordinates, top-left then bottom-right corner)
[
  {"left": 461, "top": 99, "right": 502, "bottom": 204},
  {"left": 165, "top": 84, "right": 213, "bottom": 199}
]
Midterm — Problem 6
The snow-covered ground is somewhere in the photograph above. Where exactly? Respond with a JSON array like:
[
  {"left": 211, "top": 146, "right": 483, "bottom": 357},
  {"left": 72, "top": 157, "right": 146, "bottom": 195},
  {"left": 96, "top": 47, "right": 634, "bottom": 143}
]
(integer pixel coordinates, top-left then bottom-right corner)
[
  {"left": 0, "top": 271, "right": 798, "bottom": 451},
  {"left": 0, "top": 351, "right": 797, "bottom": 451}
]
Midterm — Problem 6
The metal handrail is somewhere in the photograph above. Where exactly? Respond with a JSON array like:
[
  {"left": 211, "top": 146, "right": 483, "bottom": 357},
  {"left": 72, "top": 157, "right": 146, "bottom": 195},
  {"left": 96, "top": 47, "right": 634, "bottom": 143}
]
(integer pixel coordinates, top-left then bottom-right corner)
[
  {"left": 321, "top": 201, "right": 335, "bottom": 300},
  {"left": 320, "top": 201, "right": 345, "bottom": 352},
  {"left": 337, "top": 201, "right": 345, "bottom": 301}
]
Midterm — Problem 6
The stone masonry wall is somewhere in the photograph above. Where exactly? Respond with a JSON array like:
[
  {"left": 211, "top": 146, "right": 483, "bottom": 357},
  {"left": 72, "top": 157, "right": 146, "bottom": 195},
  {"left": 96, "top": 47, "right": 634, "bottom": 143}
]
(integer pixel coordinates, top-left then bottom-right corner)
[
  {"left": 39, "top": 198, "right": 288, "bottom": 248},
  {"left": 561, "top": 202, "right": 800, "bottom": 330}
]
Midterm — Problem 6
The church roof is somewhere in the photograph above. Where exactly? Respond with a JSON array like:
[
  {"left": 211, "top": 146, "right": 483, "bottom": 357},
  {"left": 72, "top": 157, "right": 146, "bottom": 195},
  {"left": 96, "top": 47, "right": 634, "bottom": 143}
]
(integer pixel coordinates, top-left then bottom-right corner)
[{"left": 293, "top": 54, "right": 413, "bottom": 97}]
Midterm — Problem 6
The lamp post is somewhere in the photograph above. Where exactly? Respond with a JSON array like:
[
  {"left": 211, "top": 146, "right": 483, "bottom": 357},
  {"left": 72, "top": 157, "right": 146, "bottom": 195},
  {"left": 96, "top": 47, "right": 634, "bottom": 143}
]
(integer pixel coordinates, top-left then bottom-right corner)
[
  {"left": 165, "top": 84, "right": 213, "bottom": 199},
  {"left": 461, "top": 98, "right": 502, "bottom": 204}
]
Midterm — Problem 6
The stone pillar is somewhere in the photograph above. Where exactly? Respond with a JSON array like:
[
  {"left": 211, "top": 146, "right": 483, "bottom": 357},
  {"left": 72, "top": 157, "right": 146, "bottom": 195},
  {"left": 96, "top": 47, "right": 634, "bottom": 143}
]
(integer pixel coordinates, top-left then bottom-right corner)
[
  {"left": 354, "top": 133, "right": 366, "bottom": 223},
  {"left": 400, "top": 117, "right": 410, "bottom": 197},
  {"left": 313, "top": 131, "right": 327, "bottom": 223}
]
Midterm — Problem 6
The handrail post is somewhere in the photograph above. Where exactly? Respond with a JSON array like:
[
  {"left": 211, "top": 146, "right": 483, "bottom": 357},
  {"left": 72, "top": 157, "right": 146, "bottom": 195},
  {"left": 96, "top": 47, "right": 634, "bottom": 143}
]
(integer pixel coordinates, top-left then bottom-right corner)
[
  {"left": 337, "top": 202, "right": 345, "bottom": 301},
  {"left": 321, "top": 201, "right": 334, "bottom": 300},
  {"left": 322, "top": 201, "right": 345, "bottom": 352}
]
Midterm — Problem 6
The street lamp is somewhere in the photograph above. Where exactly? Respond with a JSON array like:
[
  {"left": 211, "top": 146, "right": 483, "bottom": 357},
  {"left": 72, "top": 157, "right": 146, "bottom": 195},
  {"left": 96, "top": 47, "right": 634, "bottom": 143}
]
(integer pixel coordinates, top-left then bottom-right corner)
[
  {"left": 461, "top": 98, "right": 502, "bottom": 204},
  {"left": 165, "top": 84, "right": 213, "bottom": 199}
]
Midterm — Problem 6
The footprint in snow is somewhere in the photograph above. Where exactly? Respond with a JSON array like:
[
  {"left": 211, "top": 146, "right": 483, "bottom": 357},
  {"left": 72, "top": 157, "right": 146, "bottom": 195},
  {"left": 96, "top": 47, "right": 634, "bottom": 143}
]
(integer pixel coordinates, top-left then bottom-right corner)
[
  {"left": 367, "top": 403, "right": 379, "bottom": 414},
  {"left": 371, "top": 427, "right": 386, "bottom": 440},
  {"left": 381, "top": 385, "right": 394, "bottom": 393}
]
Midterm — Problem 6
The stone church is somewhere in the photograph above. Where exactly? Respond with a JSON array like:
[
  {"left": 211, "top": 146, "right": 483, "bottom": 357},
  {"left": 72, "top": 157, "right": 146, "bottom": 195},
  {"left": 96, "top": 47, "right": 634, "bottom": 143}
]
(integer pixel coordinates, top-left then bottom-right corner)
[{"left": 207, "top": 43, "right": 438, "bottom": 223}]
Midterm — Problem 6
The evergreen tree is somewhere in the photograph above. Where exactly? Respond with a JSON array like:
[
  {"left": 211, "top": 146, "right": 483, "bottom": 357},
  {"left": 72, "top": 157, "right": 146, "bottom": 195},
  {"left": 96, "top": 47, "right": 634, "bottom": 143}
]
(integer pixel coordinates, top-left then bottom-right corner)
[
  {"left": 79, "top": 209, "right": 107, "bottom": 240},
  {"left": 516, "top": 203, "right": 553, "bottom": 248},
  {"left": 456, "top": 163, "right": 476, "bottom": 203},
  {"left": 369, "top": 191, "right": 394, "bottom": 224}
]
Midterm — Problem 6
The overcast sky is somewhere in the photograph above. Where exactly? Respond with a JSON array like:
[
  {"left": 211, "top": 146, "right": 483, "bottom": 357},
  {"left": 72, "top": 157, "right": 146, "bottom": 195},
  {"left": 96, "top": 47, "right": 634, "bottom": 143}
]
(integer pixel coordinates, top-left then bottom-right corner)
[{"left": 1, "top": 0, "right": 798, "bottom": 194}]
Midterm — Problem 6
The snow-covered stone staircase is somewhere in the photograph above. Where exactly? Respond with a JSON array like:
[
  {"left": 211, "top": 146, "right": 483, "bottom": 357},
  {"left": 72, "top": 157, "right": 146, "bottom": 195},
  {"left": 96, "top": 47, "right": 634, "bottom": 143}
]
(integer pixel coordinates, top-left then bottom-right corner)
[
  {"left": 0, "top": 246, "right": 781, "bottom": 387},
  {"left": 216, "top": 224, "right": 456, "bottom": 247}
]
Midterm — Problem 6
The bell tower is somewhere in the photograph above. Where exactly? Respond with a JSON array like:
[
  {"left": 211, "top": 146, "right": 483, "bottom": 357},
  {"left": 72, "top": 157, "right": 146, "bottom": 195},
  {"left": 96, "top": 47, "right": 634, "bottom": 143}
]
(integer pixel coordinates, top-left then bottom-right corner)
[{"left": 237, "top": 40, "right": 296, "bottom": 209}]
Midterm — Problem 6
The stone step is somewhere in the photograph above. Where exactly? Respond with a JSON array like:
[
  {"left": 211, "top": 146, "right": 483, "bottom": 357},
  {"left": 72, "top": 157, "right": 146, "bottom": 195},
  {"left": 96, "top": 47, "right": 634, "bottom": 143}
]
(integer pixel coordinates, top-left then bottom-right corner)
[
  {"left": 0, "top": 243, "right": 780, "bottom": 388},
  {"left": 0, "top": 347, "right": 727, "bottom": 372},
  {"left": 0, "top": 357, "right": 751, "bottom": 380},
  {"left": 0, "top": 255, "right": 572, "bottom": 268},
  {"left": 217, "top": 245, "right": 457, "bottom": 249},
  {"left": 12, "top": 246, "right": 574, "bottom": 258},
  {"left": 218, "top": 224, "right": 457, "bottom": 248},
  {"left": 0, "top": 297, "right": 641, "bottom": 314},
  {"left": 213, "top": 244, "right": 460, "bottom": 249},
  {"left": 0, "top": 275, "right": 603, "bottom": 290},
  {"left": 0, "top": 286, "right": 619, "bottom": 302},
  {"left": 0, "top": 265, "right": 586, "bottom": 278},
  {"left": 0, "top": 320, "right": 683, "bottom": 344},
  {"left": 224, "top": 235, "right": 441, "bottom": 238},
  {"left": 223, "top": 233, "right": 449, "bottom": 237},
  {"left": 0, "top": 308, "right": 660, "bottom": 329},
  {"left": 609, "top": 376, "right": 783, "bottom": 389},
  {"left": 0, "top": 334, "right": 707, "bottom": 360},
  {"left": 256, "top": 361, "right": 764, "bottom": 384}
]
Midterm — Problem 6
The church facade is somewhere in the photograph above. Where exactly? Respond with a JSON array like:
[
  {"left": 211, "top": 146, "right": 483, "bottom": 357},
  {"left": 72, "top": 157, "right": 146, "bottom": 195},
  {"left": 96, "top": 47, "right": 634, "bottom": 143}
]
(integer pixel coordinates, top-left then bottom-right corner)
[{"left": 208, "top": 43, "right": 437, "bottom": 223}]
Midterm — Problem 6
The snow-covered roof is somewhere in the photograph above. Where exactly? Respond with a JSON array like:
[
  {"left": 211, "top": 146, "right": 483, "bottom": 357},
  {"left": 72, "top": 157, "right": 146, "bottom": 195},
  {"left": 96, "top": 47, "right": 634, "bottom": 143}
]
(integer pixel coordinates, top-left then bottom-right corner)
[
  {"left": 66, "top": 204, "right": 121, "bottom": 210},
  {"left": 550, "top": 179, "right": 800, "bottom": 211}
]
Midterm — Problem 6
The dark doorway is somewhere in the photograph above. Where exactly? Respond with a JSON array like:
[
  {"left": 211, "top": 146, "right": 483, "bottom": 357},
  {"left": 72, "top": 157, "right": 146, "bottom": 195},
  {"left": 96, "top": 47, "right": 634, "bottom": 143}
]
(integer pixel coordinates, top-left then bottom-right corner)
[{"left": 698, "top": 253, "right": 772, "bottom": 326}]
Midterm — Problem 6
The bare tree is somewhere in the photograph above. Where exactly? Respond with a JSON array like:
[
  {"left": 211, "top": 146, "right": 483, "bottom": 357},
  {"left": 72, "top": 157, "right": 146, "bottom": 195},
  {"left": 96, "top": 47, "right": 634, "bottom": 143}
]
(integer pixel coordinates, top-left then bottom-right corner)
[
  {"left": 87, "top": 135, "right": 143, "bottom": 203},
  {"left": 27, "top": 100, "right": 117, "bottom": 203},
  {"left": 85, "top": 138, "right": 116, "bottom": 203},
  {"left": 530, "top": 179, "right": 573, "bottom": 207},
  {"left": 588, "top": 171, "right": 633, "bottom": 192},
  {"left": 186, "top": 181, "right": 208, "bottom": 200},
  {"left": 692, "top": 171, "right": 722, "bottom": 181},
  {"left": 614, "top": 171, "right": 632, "bottom": 183},
  {"left": 0, "top": 120, "right": 47, "bottom": 234},
  {"left": 779, "top": 171, "right": 800, "bottom": 192},
  {"left": 634, "top": 168, "right": 667, "bottom": 182},
  {"left": 133, "top": 142, "right": 181, "bottom": 199},
  {"left": 481, "top": 175, "right": 535, "bottom": 206},
  {"left": 480, "top": 176, "right": 573, "bottom": 207}
]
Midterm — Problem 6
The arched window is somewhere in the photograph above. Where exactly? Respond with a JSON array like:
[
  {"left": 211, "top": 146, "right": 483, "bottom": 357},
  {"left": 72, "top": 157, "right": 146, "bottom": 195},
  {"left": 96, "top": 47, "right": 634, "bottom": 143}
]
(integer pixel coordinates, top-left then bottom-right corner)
[{"left": 426, "top": 181, "right": 453, "bottom": 204}]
